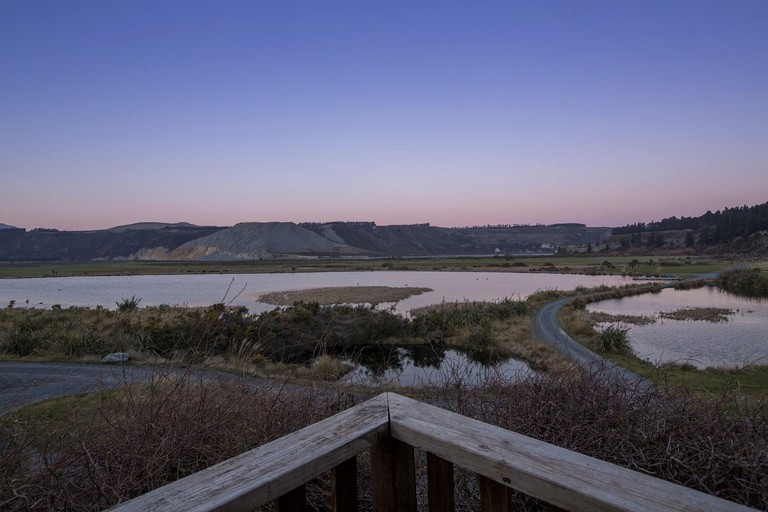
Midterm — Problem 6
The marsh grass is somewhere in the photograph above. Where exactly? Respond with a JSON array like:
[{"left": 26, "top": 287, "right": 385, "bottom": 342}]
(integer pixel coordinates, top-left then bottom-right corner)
[
  {"left": 719, "top": 267, "right": 768, "bottom": 297},
  {"left": 659, "top": 307, "right": 735, "bottom": 322},
  {"left": 257, "top": 286, "right": 431, "bottom": 306},
  {"left": 0, "top": 255, "right": 737, "bottom": 280},
  {"left": 560, "top": 287, "right": 768, "bottom": 400},
  {"left": 588, "top": 311, "right": 655, "bottom": 325},
  {"left": 1, "top": 296, "right": 568, "bottom": 377}
]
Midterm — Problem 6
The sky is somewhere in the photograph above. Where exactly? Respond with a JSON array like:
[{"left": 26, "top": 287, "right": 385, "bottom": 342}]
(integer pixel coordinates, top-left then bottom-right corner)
[{"left": 1, "top": 1, "right": 767, "bottom": 231}]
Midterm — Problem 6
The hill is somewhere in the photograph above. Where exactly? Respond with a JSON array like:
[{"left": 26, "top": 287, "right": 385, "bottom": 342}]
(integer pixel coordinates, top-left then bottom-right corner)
[
  {"left": 106, "top": 222, "right": 202, "bottom": 233},
  {"left": 0, "top": 224, "right": 225, "bottom": 261},
  {"left": 301, "top": 222, "right": 611, "bottom": 257},
  {"left": 0, "top": 221, "right": 610, "bottom": 261},
  {"left": 162, "top": 222, "right": 370, "bottom": 260},
  {"left": 4, "top": 202, "right": 765, "bottom": 261},
  {"left": 605, "top": 202, "right": 768, "bottom": 255}
]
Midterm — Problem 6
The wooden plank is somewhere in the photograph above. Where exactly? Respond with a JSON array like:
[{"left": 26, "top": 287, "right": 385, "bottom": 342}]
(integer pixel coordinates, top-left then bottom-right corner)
[
  {"left": 109, "top": 394, "right": 390, "bottom": 512},
  {"left": 386, "top": 393, "right": 755, "bottom": 512},
  {"left": 392, "top": 439, "right": 417, "bottom": 512},
  {"left": 332, "top": 457, "right": 358, "bottom": 512},
  {"left": 276, "top": 484, "right": 306, "bottom": 511},
  {"left": 427, "top": 453, "right": 454, "bottom": 512},
  {"left": 479, "top": 475, "right": 509, "bottom": 512},
  {"left": 371, "top": 435, "right": 417, "bottom": 512}
]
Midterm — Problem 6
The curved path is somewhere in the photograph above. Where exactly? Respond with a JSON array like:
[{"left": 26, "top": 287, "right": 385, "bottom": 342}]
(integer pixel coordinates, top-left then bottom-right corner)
[
  {"left": 0, "top": 362, "right": 157, "bottom": 415},
  {"left": 534, "top": 297, "right": 649, "bottom": 388},
  {"left": 0, "top": 362, "right": 290, "bottom": 416}
]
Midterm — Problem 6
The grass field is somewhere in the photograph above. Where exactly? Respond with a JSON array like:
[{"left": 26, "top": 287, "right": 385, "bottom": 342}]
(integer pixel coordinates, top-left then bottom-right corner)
[{"left": 0, "top": 254, "right": 744, "bottom": 279}]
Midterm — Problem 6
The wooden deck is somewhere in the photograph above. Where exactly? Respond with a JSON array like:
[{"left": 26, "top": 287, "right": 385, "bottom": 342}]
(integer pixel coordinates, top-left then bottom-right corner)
[{"left": 109, "top": 393, "right": 755, "bottom": 512}]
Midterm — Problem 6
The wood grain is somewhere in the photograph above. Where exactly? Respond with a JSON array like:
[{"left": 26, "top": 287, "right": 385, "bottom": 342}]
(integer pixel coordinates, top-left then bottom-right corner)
[
  {"left": 109, "top": 394, "right": 389, "bottom": 512},
  {"left": 387, "top": 393, "right": 753, "bottom": 512}
]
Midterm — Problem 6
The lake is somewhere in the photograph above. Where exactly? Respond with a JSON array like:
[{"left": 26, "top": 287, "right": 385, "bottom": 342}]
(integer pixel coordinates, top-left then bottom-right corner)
[
  {"left": 587, "top": 286, "right": 768, "bottom": 368},
  {"left": 1, "top": 271, "right": 635, "bottom": 386},
  {"left": 1, "top": 271, "right": 633, "bottom": 314}
]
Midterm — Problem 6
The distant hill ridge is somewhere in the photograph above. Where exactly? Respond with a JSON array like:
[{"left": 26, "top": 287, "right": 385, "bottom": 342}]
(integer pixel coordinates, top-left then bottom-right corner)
[
  {"left": 106, "top": 222, "right": 206, "bottom": 233},
  {"left": 0, "top": 220, "right": 608, "bottom": 261},
  {"left": 3, "top": 201, "right": 764, "bottom": 261},
  {"left": 606, "top": 201, "right": 768, "bottom": 255}
]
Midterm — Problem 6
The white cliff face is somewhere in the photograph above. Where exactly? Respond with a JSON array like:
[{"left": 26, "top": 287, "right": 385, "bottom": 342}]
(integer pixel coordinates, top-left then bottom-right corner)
[
  {"left": 317, "top": 224, "right": 346, "bottom": 244},
  {"left": 168, "top": 222, "right": 364, "bottom": 260}
]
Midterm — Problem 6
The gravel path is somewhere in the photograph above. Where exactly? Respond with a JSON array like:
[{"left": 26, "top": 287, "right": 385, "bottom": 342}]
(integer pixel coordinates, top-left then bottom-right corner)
[
  {"left": 534, "top": 297, "right": 649, "bottom": 388},
  {"left": 0, "top": 361, "right": 157, "bottom": 415},
  {"left": 0, "top": 361, "right": 341, "bottom": 416}
]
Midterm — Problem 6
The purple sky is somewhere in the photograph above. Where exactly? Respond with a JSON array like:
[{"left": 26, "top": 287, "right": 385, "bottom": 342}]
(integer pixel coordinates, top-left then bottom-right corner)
[{"left": 2, "top": 1, "right": 767, "bottom": 231}]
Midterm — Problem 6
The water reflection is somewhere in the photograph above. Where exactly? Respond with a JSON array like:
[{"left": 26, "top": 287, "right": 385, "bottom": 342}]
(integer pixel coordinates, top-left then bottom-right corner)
[
  {"left": 340, "top": 344, "right": 532, "bottom": 387},
  {"left": 588, "top": 286, "right": 768, "bottom": 368},
  {"left": 1, "top": 271, "right": 634, "bottom": 312}
]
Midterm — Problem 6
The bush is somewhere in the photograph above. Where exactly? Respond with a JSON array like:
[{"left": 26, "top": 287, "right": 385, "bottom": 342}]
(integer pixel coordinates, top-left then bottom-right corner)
[
  {"left": 116, "top": 296, "right": 141, "bottom": 312},
  {"left": 596, "top": 324, "right": 633, "bottom": 354},
  {"left": 718, "top": 268, "right": 768, "bottom": 297},
  {"left": 432, "top": 368, "right": 768, "bottom": 510},
  {"left": 2, "top": 325, "right": 43, "bottom": 356},
  {"left": 0, "top": 370, "right": 356, "bottom": 510}
]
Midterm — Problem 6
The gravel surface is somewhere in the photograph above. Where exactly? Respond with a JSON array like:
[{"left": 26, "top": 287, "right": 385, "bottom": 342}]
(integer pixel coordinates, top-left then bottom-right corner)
[
  {"left": 534, "top": 297, "right": 649, "bottom": 388},
  {"left": 0, "top": 361, "right": 155, "bottom": 415}
]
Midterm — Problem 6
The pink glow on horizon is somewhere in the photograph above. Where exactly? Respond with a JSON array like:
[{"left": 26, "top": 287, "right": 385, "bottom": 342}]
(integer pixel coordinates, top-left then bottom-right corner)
[{"left": 2, "top": 2, "right": 767, "bottom": 232}]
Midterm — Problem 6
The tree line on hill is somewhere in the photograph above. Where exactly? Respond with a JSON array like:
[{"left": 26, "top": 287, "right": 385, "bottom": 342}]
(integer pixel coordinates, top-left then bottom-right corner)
[{"left": 613, "top": 202, "right": 768, "bottom": 244}]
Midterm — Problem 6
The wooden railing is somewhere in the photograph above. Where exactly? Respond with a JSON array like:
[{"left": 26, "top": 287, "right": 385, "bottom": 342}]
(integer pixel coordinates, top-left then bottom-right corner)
[{"left": 110, "top": 393, "right": 754, "bottom": 511}]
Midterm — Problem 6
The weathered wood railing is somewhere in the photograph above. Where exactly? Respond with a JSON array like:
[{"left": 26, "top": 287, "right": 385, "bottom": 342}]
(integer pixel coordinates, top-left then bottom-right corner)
[{"left": 110, "top": 393, "right": 754, "bottom": 511}]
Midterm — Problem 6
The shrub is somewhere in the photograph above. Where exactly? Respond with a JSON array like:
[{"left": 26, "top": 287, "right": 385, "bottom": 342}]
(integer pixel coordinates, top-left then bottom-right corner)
[
  {"left": 2, "top": 325, "right": 43, "bottom": 356},
  {"left": 466, "top": 319, "right": 494, "bottom": 350},
  {"left": 596, "top": 324, "right": 633, "bottom": 354},
  {"left": 433, "top": 369, "right": 768, "bottom": 510},
  {"left": 116, "top": 296, "right": 141, "bottom": 312},
  {"left": 718, "top": 268, "right": 768, "bottom": 297},
  {"left": 0, "top": 370, "right": 357, "bottom": 510}
]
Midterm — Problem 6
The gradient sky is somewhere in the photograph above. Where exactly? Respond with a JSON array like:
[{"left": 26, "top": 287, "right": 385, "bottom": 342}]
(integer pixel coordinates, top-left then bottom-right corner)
[{"left": 2, "top": 1, "right": 767, "bottom": 230}]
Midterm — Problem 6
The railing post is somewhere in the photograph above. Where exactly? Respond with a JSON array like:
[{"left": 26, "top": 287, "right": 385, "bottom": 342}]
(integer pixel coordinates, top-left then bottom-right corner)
[
  {"left": 479, "top": 475, "right": 509, "bottom": 512},
  {"left": 427, "top": 453, "right": 454, "bottom": 512},
  {"left": 332, "top": 457, "right": 358, "bottom": 512},
  {"left": 276, "top": 484, "right": 307, "bottom": 511},
  {"left": 371, "top": 434, "right": 417, "bottom": 512}
]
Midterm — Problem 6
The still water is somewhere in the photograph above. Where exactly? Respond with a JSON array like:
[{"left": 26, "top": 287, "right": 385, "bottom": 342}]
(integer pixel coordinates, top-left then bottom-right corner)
[
  {"left": 341, "top": 347, "right": 534, "bottom": 387},
  {"left": 1, "top": 271, "right": 633, "bottom": 386},
  {"left": 587, "top": 286, "right": 768, "bottom": 368},
  {"left": 1, "top": 271, "right": 633, "bottom": 314}
]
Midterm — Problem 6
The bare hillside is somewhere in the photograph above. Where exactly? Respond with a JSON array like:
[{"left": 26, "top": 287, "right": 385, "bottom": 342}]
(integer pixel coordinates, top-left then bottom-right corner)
[{"left": 169, "top": 222, "right": 368, "bottom": 260}]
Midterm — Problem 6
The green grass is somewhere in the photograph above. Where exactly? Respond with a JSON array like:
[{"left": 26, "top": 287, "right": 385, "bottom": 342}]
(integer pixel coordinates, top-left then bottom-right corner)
[
  {"left": 9, "top": 391, "right": 107, "bottom": 426},
  {"left": 0, "top": 255, "right": 749, "bottom": 279},
  {"left": 595, "top": 350, "right": 768, "bottom": 399},
  {"left": 558, "top": 304, "right": 768, "bottom": 399}
]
